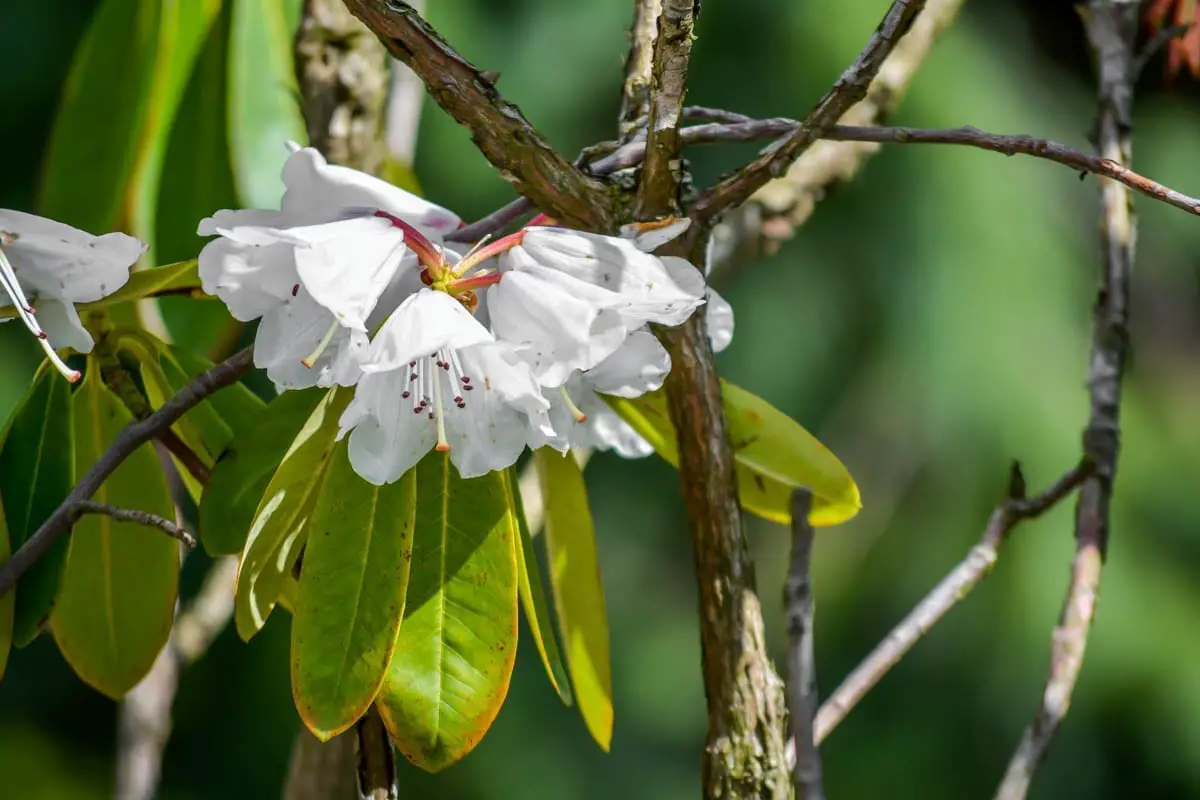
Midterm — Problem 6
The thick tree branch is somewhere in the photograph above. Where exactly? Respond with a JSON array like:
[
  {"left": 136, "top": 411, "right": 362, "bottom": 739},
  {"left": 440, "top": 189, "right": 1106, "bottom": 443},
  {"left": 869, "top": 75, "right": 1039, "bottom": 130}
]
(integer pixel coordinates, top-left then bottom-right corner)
[
  {"left": 341, "top": 0, "right": 617, "bottom": 231},
  {"left": 619, "top": 0, "right": 661, "bottom": 135},
  {"left": 635, "top": 0, "right": 697, "bottom": 219},
  {"left": 72, "top": 502, "right": 196, "bottom": 548},
  {"left": 691, "top": 0, "right": 927, "bottom": 223},
  {"left": 0, "top": 347, "right": 253, "bottom": 599},
  {"left": 785, "top": 490, "right": 824, "bottom": 800},
  {"left": 996, "top": 4, "right": 1138, "bottom": 797},
  {"left": 295, "top": 0, "right": 390, "bottom": 173},
  {"left": 815, "top": 461, "right": 1092, "bottom": 744},
  {"left": 355, "top": 706, "right": 398, "bottom": 799}
]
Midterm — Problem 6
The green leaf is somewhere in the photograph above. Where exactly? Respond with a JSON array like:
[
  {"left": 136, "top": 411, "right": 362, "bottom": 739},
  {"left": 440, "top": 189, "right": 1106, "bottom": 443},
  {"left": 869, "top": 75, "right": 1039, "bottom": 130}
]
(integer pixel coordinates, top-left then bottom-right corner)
[
  {"left": 292, "top": 441, "right": 416, "bottom": 741},
  {"left": 376, "top": 452, "right": 519, "bottom": 772},
  {"left": 51, "top": 367, "right": 178, "bottom": 699},
  {"left": 82, "top": 261, "right": 202, "bottom": 309},
  {"left": 606, "top": 381, "right": 862, "bottom": 527},
  {"left": 234, "top": 387, "right": 349, "bottom": 641},
  {"left": 200, "top": 389, "right": 325, "bottom": 556},
  {"left": 40, "top": 0, "right": 222, "bottom": 245},
  {"left": 0, "top": 367, "right": 75, "bottom": 646},
  {"left": 0, "top": 490, "right": 13, "bottom": 681},
  {"left": 503, "top": 468, "right": 571, "bottom": 705},
  {"left": 168, "top": 346, "right": 265, "bottom": 442},
  {"left": 534, "top": 448, "right": 613, "bottom": 751},
  {"left": 228, "top": 0, "right": 307, "bottom": 207}
]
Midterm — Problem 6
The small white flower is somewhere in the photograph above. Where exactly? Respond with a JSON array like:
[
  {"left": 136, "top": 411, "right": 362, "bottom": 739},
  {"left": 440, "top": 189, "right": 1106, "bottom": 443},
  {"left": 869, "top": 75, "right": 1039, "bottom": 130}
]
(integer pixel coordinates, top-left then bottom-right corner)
[
  {"left": 486, "top": 226, "right": 706, "bottom": 387},
  {"left": 340, "top": 288, "right": 555, "bottom": 484},
  {"left": 0, "top": 209, "right": 144, "bottom": 381},
  {"left": 197, "top": 144, "right": 462, "bottom": 391}
]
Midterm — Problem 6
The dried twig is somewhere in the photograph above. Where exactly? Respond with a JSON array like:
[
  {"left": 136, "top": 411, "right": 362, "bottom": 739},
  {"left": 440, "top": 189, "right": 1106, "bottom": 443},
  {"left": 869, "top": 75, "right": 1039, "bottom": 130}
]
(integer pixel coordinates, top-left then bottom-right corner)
[
  {"left": 691, "top": 0, "right": 927, "bottom": 223},
  {"left": 785, "top": 490, "right": 824, "bottom": 800},
  {"left": 996, "top": 3, "right": 1138, "bottom": 797},
  {"left": 815, "top": 460, "right": 1093, "bottom": 745},
  {"left": 0, "top": 347, "right": 253, "bottom": 599},
  {"left": 341, "top": 0, "right": 616, "bottom": 231},
  {"left": 619, "top": 0, "right": 662, "bottom": 135},
  {"left": 71, "top": 501, "right": 196, "bottom": 548}
]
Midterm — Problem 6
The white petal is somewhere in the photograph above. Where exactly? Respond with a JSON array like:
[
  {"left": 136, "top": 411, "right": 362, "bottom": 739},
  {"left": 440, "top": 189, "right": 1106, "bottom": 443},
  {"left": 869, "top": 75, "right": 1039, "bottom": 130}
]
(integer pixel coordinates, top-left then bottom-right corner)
[
  {"left": 706, "top": 287, "right": 734, "bottom": 354},
  {"left": 444, "top": 344, "right": 549, "bottom": 478},
  {"left": 197, "top": 209, "right": 289, "bottom": 237},
  {"left": 280, "top": 147, "right": 461, "bottom": 237},
  {"left": 341, "top": 370, "right": 437, "bottom": 485},
  {"left": 254, "top": 292, "right": 358, "bottom": 390},
  {"left": 293, "top": 216, "right": 407, "bottom": 331},
  {"left": 36, "top": 299, "right": 93, "bottom": 353},
  {"left": 516, "top": 229, "right": 704, "bottom": 327},
  {"left": 0, "top": 210, "right": 143, "bottom": 303},
  {"left": 198, "top": 237, "right": 298, "bottom": 321},
  {"left": 585, "top": 329, "right": 670, "bottom": 398},
  {"left": 487, "top": 269, "right": 627, "bottom": 387},
  {"left": 583, "top": 395, "right": 656, "bottom": 458},
  {"left": 362, "top": 289, "right": 492, "bottom": 373},
  {"left": 619, "top": 217, "right": 692, "bottom": 252}
]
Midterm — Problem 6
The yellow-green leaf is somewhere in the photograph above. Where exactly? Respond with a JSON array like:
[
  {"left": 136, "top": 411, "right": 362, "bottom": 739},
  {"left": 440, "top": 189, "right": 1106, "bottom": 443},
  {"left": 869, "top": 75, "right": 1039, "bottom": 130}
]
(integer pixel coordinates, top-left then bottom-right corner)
[
  {"left": 503, "top": 467, "right": 571, "bottom": 705},
  {"left": 292, "top": 440, "right": 416, "bottom": 741},
  {"left": 234, "top": 387, "right": 349, "bottom": 641},
  {"left": 534, "top": 448, "right": 613, "bottom": 751},
  {"left": 606, "top": 381, "right": 861, "bottom": 526},
  {"left": 51, "top": 366, "right": 179, "bottom": 699},
  {"left": 376, "top": 452, "right": 518, "bottom": 772},
  {"left": 0, "top": 367, "right": 75, "bottom": 646},
  {"left": 0, "top": 490, "right": 12, "bottom": 681}
]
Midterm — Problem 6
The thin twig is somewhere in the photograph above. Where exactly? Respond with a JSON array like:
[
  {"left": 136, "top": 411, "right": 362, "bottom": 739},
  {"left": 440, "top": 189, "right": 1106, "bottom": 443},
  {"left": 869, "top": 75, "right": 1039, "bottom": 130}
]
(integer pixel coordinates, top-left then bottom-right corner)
[
  {"left": 691, "top": 0, "right": 928, "bottom": 222},
  {"left": 996, "top": 3, "right": 1138, "bottom": 796},
  {"left": 71, "top": 501, "right": 196, "bottom": 548},
  {"left": 0, "top": 347, "right": 254, "bottom": 599},
  {"left": 815, "top": 460, "right": 1093, "bottom": 744},
  {"left": 342, "top": 0, "right": 616, "bottom": 231},
  {"left": 785, "top": 490, "right": 824, "bottom": 800}
]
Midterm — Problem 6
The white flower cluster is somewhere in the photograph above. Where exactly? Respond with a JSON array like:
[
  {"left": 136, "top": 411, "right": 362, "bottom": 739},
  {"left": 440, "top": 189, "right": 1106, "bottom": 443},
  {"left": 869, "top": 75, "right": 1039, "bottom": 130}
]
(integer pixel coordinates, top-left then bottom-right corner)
[
  {"left": 198, "top": 145, "right": 735, "bottom": 484},
  {"left": 0, "top": 143, "right": 734, "bottom": 485}
]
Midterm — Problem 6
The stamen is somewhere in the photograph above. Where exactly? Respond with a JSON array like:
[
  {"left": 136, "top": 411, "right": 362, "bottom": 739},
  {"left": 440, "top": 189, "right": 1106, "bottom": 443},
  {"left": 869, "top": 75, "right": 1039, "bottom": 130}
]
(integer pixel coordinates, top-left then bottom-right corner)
[
  {"left": 432, "top": 361, "right": 450, "bottom": 452},
  {"left": 446, "top": 350, "right": 468, "bottom": 406},
  {"left": 560, "top": 387, "right": 587, "bottom": 423},
  {"left": 300, "top": 320, "right": 340, "bottom": 368},
  {"left": 448, "top": 271, "right": 502, "bottom": 292},
  {"left": 0, "top": 246, "right": 80, "bottom": 382}
]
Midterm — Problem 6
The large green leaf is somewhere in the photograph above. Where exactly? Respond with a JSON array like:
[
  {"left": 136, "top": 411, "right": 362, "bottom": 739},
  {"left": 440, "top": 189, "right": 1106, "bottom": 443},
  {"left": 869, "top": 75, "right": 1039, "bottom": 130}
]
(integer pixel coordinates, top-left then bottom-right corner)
[
  {"left": 503, "top": 468, "right": 571, "bottom": 705},
  {"left": 40, "top": 0, "right": 222, "bottom": 247},
  {"left": 51, "top": 367, "right": 178, "bottom": 699},
  {"left": 0, "top": 367, "right": 75, "bottom": 646},
  {"left": 228, "top": 0, "right": 307, "bottom": 207},
  {"left": 200, "top": 389, "right": 324, "bottom": 555},
  {"left": 606, "top": 381, "right": 862, "bottom": 526},
  {"left": 376, "top": 452, "right": 519, "bottom": 772},
  {"left": 534, "top": 449, "right": 612, "bottom": 751},
  {"left": 234, "top": 387, "right": 349, "bottom": 641},
  {"left": 0, "top": 490, "right": 12, "bottom": 681},
  {"left": 292, "top": 441, "right": 416, "bottom": 741}
]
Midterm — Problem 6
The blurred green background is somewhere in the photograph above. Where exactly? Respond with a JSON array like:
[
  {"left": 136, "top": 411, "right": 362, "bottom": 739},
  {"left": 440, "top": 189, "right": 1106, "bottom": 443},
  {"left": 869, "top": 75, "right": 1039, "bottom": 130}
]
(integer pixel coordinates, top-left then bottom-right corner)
[{"left": 4, "top": 0, "right": 1200, "bottom": 797}]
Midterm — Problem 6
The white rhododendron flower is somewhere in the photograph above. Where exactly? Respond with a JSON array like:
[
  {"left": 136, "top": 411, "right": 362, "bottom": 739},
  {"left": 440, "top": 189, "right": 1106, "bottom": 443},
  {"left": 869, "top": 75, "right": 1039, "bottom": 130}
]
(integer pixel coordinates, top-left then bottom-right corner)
[
  {"left": 340, "top": 288, "right": 556, "bottom": 484},
  {"left": 487, "top": 226, "right": 706, "bottom": 386},
  {"left": 197, "top": 143, "right": 461, "bottom": 390},
  {"left": 0, "top": 209, "right": 144, "bottom": 381}
]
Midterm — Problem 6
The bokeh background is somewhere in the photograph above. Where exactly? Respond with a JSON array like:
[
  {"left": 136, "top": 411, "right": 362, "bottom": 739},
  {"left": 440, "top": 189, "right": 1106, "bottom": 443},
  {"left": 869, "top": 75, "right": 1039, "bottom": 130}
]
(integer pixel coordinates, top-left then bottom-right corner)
[{"left": 4, "top": 1, "right": 1200, "bottom": 797}]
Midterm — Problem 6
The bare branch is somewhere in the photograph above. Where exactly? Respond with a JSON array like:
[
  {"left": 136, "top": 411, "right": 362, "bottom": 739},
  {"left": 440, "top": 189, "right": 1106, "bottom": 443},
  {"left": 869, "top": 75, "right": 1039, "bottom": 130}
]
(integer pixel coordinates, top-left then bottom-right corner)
[
  {"left": 619, "top": 0, "right": 662, "bottom": 135},
  {"left": 785, "top": 490, "right": 824, "bottom": 800},
  {"left": 816, "top": 460, "right": 1092, "bottom": 745},
  {"left": 691, "top": 0, "right": 927, "bottom": 223},
  {"left": 71, "top": 501, "right": 196, "bottom": 548},
  {"left": 635, "top": 0, "right": 698, "bottom": 219},
  {"left": 996, "top": 3, "right": 1139, "bottom": 796},
  {"left": 355, "top": 706, "right": 398, "bottom": 799},
  {"left": 383, "top": 0, "right": 426, "bottom": 165},
  {"left": 341, "top": 0, "right": 616, "bottom": 231},
  {"left": 284, "top": 727, "right": 357, "bottom": 800},
  {"left": 0, "top": 347, "right": 254, "bottom": 599},
  {"left": 295, "top": 0, "right": 390, "bottom": 172}
]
